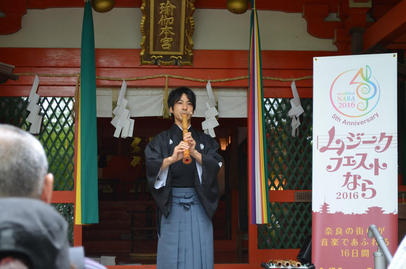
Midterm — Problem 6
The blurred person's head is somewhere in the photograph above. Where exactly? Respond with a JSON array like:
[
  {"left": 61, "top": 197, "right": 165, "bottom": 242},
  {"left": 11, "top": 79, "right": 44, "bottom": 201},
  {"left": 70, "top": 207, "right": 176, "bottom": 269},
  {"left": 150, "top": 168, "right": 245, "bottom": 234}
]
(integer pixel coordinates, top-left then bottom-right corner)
[
  {"left": 0, "top": 124, "right": 53, "bottom": 203},
  {"left": 0, "top": 125, "right": 93, "bottom": 269},
  {"left": 0, "top": 256, "right": 29, "bottom": 269},
  {"left": 0, "top": 198, "right": 70, "bottom": 269}
]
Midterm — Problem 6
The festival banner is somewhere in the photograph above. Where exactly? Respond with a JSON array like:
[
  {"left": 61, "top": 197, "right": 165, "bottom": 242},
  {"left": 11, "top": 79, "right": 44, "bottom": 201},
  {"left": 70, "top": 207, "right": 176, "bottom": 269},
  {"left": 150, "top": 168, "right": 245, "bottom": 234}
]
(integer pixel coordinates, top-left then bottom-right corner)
[{"left": 312, "top": 54, "right": 398, "bottom": 269}]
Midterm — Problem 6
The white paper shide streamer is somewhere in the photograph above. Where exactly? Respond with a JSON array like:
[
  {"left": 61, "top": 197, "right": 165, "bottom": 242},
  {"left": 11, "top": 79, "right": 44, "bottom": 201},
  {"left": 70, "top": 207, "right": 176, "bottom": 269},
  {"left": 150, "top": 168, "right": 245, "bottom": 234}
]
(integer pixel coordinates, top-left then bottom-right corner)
[
  {"left": 201, "top": 81, "right": 219, "bottom": 137},
  {"left": 26, "top": 75, "right": 43, "bottom": 134},
  {"left": 287, "top": 81, "right": 304, "bottom": 137},
  {"left": 111, "top": 80, "right": 134, "bottom": 138}
]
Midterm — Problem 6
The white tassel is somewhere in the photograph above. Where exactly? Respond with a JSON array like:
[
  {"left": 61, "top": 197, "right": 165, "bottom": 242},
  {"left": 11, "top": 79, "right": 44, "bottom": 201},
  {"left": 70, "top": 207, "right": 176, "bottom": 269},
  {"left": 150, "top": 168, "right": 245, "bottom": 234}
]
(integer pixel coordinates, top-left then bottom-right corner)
[
  {"left": 206, "top": 80, "right": 216, "bottom": 107},
  {"left": 201, "top": 81, "right": 219, "bottom": 137},
  {"left": 287, "top": 81, "right": 304, "bottom": 137},
  {"left": 27, "top": 75, "right": 43, "bottom": 134},
  {"left": 111, "top": 80, "right": 134, "bottom": 138}
]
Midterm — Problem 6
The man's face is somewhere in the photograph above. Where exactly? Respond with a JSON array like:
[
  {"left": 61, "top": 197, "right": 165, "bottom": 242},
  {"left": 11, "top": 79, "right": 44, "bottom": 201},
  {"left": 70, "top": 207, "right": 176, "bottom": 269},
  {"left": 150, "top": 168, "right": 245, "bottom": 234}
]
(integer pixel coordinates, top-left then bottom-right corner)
[{"left": 170, "top": 93, "right": 194, "bottom": 126}]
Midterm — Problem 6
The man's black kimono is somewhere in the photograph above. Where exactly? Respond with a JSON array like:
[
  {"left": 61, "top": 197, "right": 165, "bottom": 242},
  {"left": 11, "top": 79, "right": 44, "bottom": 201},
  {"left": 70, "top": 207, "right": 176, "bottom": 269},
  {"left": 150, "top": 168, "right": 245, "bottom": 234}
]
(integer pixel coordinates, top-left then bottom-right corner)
[{"left": 144, "top": 124, "right": 222, "bottom": 219}]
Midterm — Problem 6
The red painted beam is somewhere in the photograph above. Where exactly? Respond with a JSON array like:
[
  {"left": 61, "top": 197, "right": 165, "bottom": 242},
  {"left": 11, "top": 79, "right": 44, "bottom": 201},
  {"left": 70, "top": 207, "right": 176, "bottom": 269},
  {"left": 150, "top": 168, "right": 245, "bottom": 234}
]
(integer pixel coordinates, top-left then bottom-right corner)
[
  {"left": 302, "top": 3, "right": 339, "bottom": 39},
  {"left": 23, "top": 0, "right": 302, "bottom": 11},
  {"left": 0, "top": 48, "right": 332, "bottom": 98},
  {"left": 268, "top": 190, "right": 312, "bottom": 202},
  {"left": 0, "top": 85, "right": 76, "bottom": 97},
  {"left": 26, "top": 0, "right": 141, "bottom": 8},
  {"left": 0, "top": 48, "right": 337, "bottom": 69},
  {"left": 51, "top": 191, "right": 75, "bottom": 203},
  {"left": 363, "top": 0, "right": 406, "bottom": 50},
  {"left": 0, "top": 0, "right": 27, "bottom": 34},
  {"left": 21, "top": 0, "right": 344, "bottom": 12}
]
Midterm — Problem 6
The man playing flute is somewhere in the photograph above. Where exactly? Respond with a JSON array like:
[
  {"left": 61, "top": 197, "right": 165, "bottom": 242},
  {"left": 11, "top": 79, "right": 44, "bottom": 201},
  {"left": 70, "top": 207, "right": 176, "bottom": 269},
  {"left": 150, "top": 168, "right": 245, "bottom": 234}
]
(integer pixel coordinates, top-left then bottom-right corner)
[{"left": 145, "top": 86, "right": 223, "bottom": 269}]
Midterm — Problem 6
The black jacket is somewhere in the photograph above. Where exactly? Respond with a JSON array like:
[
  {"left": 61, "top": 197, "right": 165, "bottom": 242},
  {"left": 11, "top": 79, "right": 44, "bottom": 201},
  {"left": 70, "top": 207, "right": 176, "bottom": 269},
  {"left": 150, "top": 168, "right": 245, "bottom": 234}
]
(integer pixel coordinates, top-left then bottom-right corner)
[{"left": 144, "top": 124, "right": 222, "bottom": 219}]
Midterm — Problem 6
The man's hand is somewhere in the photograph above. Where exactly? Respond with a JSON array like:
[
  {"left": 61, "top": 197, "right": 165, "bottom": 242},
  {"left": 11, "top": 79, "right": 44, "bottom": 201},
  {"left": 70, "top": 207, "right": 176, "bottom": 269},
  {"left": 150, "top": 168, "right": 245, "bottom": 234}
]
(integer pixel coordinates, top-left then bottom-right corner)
[
  {"left": 161, "top": 140, "right": 190, "bottom": 169},
  {"left": 183, "top": 132, "right": 202, "bottom": 164},
  {"left": 171, "top": 141, "right": 190, "bottom": 162}
]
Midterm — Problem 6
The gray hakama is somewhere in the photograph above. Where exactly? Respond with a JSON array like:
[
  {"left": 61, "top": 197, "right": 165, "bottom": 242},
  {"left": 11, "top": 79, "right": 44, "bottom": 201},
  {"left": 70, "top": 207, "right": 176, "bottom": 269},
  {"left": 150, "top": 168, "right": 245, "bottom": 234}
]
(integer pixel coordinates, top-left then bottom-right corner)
[
  {"left": 157, "top": 188, "right": 213, "bottom": 269},
  {"left": 145, "top": 125, "right": 222, "bottom": 269}
]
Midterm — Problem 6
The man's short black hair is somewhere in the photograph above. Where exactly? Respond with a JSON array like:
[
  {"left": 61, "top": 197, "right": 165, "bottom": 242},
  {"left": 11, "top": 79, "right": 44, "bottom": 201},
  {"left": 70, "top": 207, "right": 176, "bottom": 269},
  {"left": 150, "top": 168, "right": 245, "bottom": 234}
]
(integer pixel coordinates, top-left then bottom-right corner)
[{"left": 167, "top": 87, "right": 196, "bottom": 111}]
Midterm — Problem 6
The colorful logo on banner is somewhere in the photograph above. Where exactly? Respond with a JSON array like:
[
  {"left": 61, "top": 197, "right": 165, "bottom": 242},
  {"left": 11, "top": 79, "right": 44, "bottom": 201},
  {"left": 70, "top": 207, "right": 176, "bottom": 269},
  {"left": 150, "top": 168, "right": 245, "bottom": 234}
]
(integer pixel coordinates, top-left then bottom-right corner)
[{"left": 330, "top": 65, "right": 380, "bottom": 118}]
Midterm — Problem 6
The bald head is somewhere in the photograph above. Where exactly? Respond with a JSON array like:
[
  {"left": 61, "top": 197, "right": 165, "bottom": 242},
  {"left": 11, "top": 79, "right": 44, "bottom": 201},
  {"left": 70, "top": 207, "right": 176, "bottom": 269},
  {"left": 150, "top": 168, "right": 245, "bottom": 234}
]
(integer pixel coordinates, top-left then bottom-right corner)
[{"left": 0, "top": 124, "right": 49, "bottom": 199}]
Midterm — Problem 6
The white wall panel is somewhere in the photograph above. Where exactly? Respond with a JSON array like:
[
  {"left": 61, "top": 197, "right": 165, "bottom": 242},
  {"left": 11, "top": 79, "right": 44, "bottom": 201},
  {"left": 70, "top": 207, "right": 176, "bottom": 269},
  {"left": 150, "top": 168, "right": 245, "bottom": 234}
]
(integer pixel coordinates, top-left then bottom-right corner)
[{"left": 0, "top": 8, "right": 336, "bottom": 51}]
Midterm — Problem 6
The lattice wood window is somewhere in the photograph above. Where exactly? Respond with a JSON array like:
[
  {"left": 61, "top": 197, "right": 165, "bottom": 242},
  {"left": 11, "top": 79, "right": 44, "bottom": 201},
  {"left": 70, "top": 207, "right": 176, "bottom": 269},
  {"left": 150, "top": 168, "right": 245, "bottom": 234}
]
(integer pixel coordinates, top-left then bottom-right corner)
[{"left": 258, "top": 98, "right": 313, "bottom": 249}]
